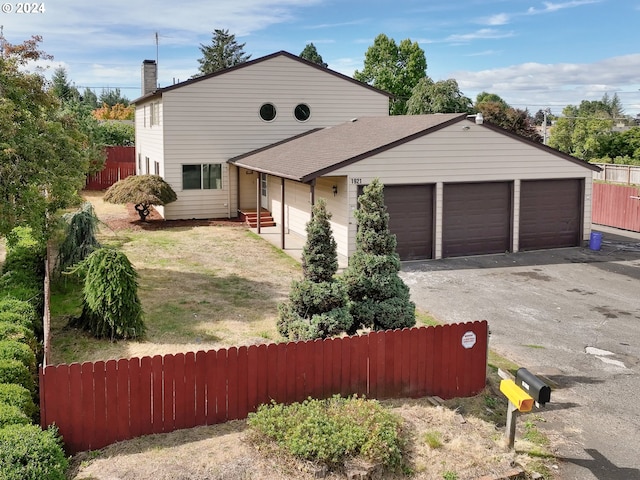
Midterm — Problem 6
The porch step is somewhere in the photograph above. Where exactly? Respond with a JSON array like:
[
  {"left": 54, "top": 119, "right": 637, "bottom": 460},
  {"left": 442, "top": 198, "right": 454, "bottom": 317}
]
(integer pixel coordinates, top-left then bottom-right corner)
[{"left": 239, "top": 209, "right": 276, "bottom": 228}]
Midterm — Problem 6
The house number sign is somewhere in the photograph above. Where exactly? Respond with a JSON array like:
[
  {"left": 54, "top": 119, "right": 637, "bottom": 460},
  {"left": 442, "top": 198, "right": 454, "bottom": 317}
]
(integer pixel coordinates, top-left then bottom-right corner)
[{"left": 351, "top": 178, "right": 363, "bottom": 184}]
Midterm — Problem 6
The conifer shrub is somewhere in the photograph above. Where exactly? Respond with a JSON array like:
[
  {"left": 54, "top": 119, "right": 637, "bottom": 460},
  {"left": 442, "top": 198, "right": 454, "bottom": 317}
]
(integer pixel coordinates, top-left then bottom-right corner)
[
  {"left": 72, "top": 248, "right": 145, "bottom": 340},
  {"left": 248, "top": 395, "right": 405, "bottom": 471},
  {"left": 56, "top": 201, "right": 101, "bottom": 274},
  {"left": 0, "top": 340, "right": 37, "bottom": 372},
  {"left": 0, "top": 383, "right": 38, "bottom": 419},
  {"left": 277, "top": 200, "right": 352, "bottom": 340},
  {"left": 342, "top": 179, "right": 415, "bottom": 333},
  {"left": 0, "top": 424, "right": 68, "bottom": 480},
  {"left": 0, "top": 360, "right": 35, "bottom": 394}
]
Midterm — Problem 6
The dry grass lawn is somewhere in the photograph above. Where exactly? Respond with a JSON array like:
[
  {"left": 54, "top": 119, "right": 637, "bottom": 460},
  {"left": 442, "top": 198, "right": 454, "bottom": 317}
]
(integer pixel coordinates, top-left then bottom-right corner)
[{"left": 43, "top": 192, "right": 555, "bottom": 479}]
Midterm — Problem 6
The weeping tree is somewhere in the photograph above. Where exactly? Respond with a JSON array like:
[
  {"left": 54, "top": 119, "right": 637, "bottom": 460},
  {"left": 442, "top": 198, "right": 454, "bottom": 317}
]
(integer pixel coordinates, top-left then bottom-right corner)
[
  {"left": 342, "top": 179, "right": 415, "bottom": 333},
  {"left": 71, "top": 248, "right": 145, "bottom": 340},
  {"left": 55, "top": 202, "right": 100, "bottom": 274},
  {"left": 104, "top": 174, "right": 177, "bottom": 221},
  {"left": 277, "top": 199, "right": 352, "bottom": 340}
]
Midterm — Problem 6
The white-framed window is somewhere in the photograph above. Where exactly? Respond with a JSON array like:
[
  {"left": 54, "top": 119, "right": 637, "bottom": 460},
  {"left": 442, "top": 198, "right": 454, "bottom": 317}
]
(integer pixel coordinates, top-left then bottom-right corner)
[
  {"left": 154, "top": 161, "right": 160, "bottom": 175},
  {"left": 182, "top": 164, "right": 223, "bottom": 190},
  {"left": 150, "top": 101, "right": 160, "bottom": 126},
  {"left": 145, "top": 156, "right": 150, "bottom": 174}
]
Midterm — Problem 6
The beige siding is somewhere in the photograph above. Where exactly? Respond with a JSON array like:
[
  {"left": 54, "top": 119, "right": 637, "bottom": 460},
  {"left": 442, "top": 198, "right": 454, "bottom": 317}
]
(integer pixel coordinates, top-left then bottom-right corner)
[
  {"left": 135, "top": 101, "right": 164, "bottom": 177},
  {"left": 157, "top": 55, "right": 387, "bottom": 219},
  {"left": 332, "top": 123, "right": 595, "bottom": 257}
]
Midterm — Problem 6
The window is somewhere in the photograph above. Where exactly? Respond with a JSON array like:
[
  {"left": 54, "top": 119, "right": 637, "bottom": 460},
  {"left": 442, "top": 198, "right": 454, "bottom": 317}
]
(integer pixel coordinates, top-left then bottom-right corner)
[
  {"left": 138, "top": 153, "right": 142, "bottom": 172},
  {"left": 154, "top": 161, "right": 160, "bottom": 175},
  {"left": 182, "top": 164, "right": 223, "bottom": 190},
  {"left": 259, "top": 103, "right": 277, "bottom": 122},
  {"left": 294, "top": 103, "right": 311, "bottom": 122},
  {"left": 145, "top": 156, "right": 150, "bottom": 174},
  {"left": 150, "top": 101, "right": 160, "bottom": 126}
]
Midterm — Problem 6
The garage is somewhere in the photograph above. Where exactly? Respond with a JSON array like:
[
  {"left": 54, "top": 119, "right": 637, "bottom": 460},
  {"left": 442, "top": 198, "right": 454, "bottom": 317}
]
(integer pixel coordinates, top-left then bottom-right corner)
[
  {"left": 519, "top": 179, "right": 583, "bottom": 250},
  {"left": 383, "top": 185, "right": 434, "bottom": 260},
  {"left": 442, "top": 182, "right": 512, "bottom": 258}
]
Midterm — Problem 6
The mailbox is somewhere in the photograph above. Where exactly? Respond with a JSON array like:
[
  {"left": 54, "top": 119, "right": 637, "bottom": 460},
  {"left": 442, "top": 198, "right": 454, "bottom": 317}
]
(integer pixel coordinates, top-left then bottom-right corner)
[
  {"left": 499, "top": 379, "right": 534, "bottom": 412},
  {"left": 515, "top": 368, "right": 551, "bottom": 405}
]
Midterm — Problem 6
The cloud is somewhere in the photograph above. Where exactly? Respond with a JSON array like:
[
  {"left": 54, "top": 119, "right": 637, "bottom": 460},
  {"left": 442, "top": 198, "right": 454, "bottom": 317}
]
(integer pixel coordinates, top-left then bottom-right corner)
[
  {"left": 527, "top": 0, "right": 601, "bottom": 15},
  {"left": 480, "top": 13, "right": 511, "bottom": 26},
  {"left": 451, "top": 54, "right": 640, "bottom": 113},
  {"left": 446, "top": 28, "right": 516, "bottom": 42}
]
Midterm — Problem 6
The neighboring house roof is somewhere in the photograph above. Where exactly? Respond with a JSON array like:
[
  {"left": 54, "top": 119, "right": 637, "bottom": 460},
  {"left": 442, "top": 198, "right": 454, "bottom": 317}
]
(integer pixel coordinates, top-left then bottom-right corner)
[
  {"left": 132, "top": 51, "right": 393, "bottom": 104},
  {"left": 229, "top": 114, "right": 600, "bottom": 183}
]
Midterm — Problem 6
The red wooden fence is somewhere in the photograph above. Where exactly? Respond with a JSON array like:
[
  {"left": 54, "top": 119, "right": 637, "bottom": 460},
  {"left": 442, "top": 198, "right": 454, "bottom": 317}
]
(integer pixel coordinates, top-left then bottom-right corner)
[
  {"left": 40, "top": 321, "right": 488, "bottom": 454},
  {"left": 592, "top": 182, "right": 640, "bottom": 232},
  {"left": 85, "top": 146, "right": 136, "bottom": 190}
]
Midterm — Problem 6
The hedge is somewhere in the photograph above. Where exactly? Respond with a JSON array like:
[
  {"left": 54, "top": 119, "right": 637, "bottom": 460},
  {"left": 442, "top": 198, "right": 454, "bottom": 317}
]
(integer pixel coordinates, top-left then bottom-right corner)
[
  {"left": 0, "top": 322, "right": 38, "bottom": 354},
  {"left": 0, "top": 383, "right": 38, "bottom": 419},
  {"left": 0, "top": 340, "right": 37, "bottom": 372},
  {"left": 0, "top": 402, "right": 30, "bottom": 428},
  {"left": 0, "top": 359, "right": 35, "bottom": 394}
]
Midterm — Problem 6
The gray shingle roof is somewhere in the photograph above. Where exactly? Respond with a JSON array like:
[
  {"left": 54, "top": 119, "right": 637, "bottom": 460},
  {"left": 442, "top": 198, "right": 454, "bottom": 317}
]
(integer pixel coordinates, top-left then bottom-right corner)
[{"left": 228, "top": 114, "right": 467, "bottom": 182}]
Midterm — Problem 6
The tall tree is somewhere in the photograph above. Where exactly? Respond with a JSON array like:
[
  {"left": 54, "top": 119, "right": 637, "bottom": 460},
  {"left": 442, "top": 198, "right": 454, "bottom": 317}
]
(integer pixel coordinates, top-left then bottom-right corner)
[
  {"left": 81, "top": 88, "right": 99, "bottom": 109},
  {"left": 0, "top": 35, "right": 94, "bottom": 239},
  {"left": 354, "top": 34, "right": 427, "bottom": 115},
  {"left": 98, "top": 88, "right": 129, "bottom": 107},
  {"left": 406, "top": 77, "right": 473, "bottom": 114},
  {"left": 342, "top": 179, "right": 415, "bottom": 332},
  {"left": 196, "top": 29, "right": 251, "bottom": 76},
  {"left": 475, "top": 93, "right": 542, "bottom": 143},
  {"left": 277, "top": 199, "right": 352, "bottom": 340},
  {"left": 50, "top": 66, "right": 79, "bottom": 102},
  {"left": 299, "top": 43, "right": 327, "bottom": 67}
]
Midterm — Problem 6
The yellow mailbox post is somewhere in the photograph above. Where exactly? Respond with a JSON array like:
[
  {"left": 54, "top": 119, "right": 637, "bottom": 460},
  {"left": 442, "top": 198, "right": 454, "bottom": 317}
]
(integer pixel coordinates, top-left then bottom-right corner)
[{"left": 499, "top": 378, "right": 535, "bottom": 449}]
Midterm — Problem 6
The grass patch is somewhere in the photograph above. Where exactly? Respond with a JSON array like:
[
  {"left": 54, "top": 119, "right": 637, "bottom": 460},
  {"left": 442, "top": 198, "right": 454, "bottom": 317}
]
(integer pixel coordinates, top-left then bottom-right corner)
[
  {"left": 416, "top": 309, "right": 439, "bottom": 327},
  {"left": 423, "top": 430, "right": 443, "bottom": 449},
  {"left": 524, "top": 344, "right": 545, "bottom": 349}
]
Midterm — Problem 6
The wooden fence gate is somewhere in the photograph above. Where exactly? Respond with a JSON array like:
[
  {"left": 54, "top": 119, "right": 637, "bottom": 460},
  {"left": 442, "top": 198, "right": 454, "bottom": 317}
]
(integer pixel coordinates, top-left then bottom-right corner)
[
  {"left": 592, "top": 182, "right": 640, "bottom": 232},
  {"left": 40, "top": 321, "right": 488, "bottom": 454}
]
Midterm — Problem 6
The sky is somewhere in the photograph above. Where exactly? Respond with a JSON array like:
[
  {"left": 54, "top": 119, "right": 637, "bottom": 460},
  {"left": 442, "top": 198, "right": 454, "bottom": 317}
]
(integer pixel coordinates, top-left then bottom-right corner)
[{"left": 2, "top": 0, "right": 640, "bottom": 117}]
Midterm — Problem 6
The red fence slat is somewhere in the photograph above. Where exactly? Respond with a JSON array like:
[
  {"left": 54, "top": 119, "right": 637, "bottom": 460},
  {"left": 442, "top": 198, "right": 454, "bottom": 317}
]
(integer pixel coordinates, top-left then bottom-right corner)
[
  {"left": 40, "top": 323, "right": 489, "bottom": 454},
  {"left": 593, "top": 183, "right": 640, "bottom": 232},
  {"left": 85, "top": 146, "right": 136, "bottom": 190}
]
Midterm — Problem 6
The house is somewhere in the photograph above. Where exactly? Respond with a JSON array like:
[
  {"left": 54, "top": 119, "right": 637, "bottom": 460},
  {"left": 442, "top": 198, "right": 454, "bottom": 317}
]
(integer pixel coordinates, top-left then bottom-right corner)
[{"left": 133, "top": 51, "right": 600, "bottom": 261}]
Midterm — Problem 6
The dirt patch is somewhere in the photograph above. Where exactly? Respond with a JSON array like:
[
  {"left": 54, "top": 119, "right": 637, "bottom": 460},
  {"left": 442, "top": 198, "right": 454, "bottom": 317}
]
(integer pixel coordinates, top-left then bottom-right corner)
[{"left": 70, "top": 397, "right": 546, "bottom": 480}]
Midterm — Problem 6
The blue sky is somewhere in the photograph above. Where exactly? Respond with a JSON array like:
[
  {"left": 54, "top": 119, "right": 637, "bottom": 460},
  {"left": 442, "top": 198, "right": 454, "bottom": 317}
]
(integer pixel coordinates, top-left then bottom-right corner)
[{"left": 3, "top": 0, "right": 640, "bottom": 116}]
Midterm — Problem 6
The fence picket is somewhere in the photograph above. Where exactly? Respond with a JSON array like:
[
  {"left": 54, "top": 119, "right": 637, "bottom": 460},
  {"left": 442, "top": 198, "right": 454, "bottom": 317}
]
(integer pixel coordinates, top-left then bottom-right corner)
[{"left": 40, "top": 323, "right": 488, "bottom": 454}]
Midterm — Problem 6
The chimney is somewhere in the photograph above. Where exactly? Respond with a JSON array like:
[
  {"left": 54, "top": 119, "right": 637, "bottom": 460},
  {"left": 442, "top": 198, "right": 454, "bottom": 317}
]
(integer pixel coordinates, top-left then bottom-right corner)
[{"left": 141, "top": 59, "right": 157, "bottom": 96}]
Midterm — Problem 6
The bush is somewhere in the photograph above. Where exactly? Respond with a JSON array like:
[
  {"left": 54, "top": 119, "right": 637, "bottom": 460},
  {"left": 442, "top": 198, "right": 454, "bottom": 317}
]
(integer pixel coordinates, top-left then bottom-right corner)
[
  {"left": 0, "top": 322, "right": 38, "bottom": 354},
  {"left": 73, "top": 248, "right": 145, "bottom": 340},
  {"left": 56, "top": 202, "right": 101, "bottom": 274},
  {"left": 0, "top": 311, "right": 34, "bottom": 330},
  {"left": 0, "top": 298, "right": 38, "bottom": 329},
  {"left": 0, "top": 402, "right": 30, "bottom": 428},
  {"left": 0, "top": 383, "right": 38, "bottom": 419},
  {"left": 248, "top": 395, "right": 405, "bottom": 471},
  {"left": 0, "top": 341, "right": 37, "bottom": 372},
  {"left": 0, "top": 424, "right": 68, "bottom": 480},
  {"left": 0, "top": 360, "right": 35, "bottom": 394}
]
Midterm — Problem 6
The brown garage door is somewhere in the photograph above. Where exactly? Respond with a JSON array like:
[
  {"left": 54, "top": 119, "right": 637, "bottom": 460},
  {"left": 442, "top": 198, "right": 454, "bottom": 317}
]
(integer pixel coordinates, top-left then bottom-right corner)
[
  {"left": 443, "top": 182, "right": 512, "bottom": 257},
  {"left": 519, "top": 179, "right": 582, "bottom": 250},
  {"left": 358, "top": 184, "right": 434, "bottom": 260}
]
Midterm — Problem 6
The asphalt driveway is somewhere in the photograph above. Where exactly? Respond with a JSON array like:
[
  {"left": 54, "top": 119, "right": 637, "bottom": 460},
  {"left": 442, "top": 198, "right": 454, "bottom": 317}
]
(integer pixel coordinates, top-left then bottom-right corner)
[{"left": 400, "top": 226, "right": 640, "bottom": 480}]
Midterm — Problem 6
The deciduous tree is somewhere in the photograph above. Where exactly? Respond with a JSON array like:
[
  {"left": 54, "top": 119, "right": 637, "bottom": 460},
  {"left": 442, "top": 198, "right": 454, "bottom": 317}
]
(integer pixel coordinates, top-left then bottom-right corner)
[
  {"left": 104, "top": 174, "right": 177, "bottom": 221},
  {"left": 341, "top": 179, "right": 415, "bottom": 332},
  {"left": 406, "top": 77, "right": 472, "bottom": 114},
  {"left": 354, "top": 34, "right": 427, "bottom": 115},
  {"left": 196, "top": 29, "right": 251, "bottom": 76},
  {"left": 0, "top": 35, "right": 93, "bottom": 239}
]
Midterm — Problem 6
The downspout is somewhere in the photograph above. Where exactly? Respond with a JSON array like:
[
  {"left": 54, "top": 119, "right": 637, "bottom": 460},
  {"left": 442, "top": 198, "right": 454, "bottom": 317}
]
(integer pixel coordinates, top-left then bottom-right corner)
[
  {"left": 309, "top": 179, "right": 316, "bottom": 217},
  {"left": 256, "top": 175, "right": 261, "bottom": 233}
]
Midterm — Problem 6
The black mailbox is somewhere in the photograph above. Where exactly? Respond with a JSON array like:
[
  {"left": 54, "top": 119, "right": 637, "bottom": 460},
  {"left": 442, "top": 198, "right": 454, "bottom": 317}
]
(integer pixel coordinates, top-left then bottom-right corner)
[{"left": 515, "top": 368, "right": 551, "bottom": 406}]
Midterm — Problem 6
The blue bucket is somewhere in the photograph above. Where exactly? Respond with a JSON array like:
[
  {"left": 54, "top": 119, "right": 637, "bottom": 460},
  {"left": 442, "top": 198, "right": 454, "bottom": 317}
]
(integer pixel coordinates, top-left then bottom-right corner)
[{"left": 589, "top": 232, "right": 603, "bottom": 251}]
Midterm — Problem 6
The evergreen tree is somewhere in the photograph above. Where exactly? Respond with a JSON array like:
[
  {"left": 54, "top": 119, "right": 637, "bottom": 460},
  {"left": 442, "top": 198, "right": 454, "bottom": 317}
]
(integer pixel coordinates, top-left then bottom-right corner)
[
  {"left": 342, "top": 179, "right": 415, "bottom": 332},
  {"left": 277, "top": 199, "right": 352, "bottom": 340},
  {"left": 196, "top": 29, "right": 251, "bottom": 76},
  {"left": 50, "top": 67, "right": 79, "bottom": 102},
  {"left": 300, "top": 43, "right": 328, "bottom": 67}
]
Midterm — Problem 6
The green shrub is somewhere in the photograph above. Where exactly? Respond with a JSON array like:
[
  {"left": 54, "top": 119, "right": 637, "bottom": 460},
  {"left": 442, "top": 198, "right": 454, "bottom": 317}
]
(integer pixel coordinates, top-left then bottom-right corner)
[
  {"left": 0, "top": 402, "right": 30, "bottom": 428},
  {"left": 0, "top": 341, "right": 37, "bottom": 372},
  {"left": 0, "top": 360, "right": 35, "bottom": 394},
  {"left": 0, "top": 424, "right": 68, "bottom": 480},
  {"left": 0, "top": 322, "right": 38, "bottom": 354},
  {"left": 56, "top": 202, "right": 101, "bottom": 274},
  {"left": 0, "top": 383, "right": 38, "bottom": 419},
  {"left": 0, "top": 298, "right": 38, "bottom": 329},
  {"left": 0, "top": 311, "right": 33, "bottom": 330},
  {"left": 248, "top": 395, "right": 405, "bottom": 471},
  {"left": 73, "top": 248, "right": 145, "bottom": 340}
]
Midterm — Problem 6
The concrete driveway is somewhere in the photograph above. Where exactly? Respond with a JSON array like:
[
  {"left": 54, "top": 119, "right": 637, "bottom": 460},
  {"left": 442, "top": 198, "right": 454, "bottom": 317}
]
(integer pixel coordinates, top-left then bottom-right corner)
[{"left": 400, "top": 226, "right": 640, "bottom": 480}]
